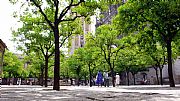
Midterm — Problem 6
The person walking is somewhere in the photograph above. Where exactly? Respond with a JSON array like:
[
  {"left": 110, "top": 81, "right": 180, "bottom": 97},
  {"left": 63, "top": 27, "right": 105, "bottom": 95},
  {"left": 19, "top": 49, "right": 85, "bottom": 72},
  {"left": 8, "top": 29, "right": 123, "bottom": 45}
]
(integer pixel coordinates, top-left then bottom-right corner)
[
  {"left": 17, "top": 78, "right": 21, "bottom": 85},
  {"left": 96, "top": 71, "right": 103, "bottom": 87},
  {"left": 115, "top": 73, "right": 120, "bottom": 86},
  {"left": 103, "top": 71, "right": 109, "bottom": 87}
]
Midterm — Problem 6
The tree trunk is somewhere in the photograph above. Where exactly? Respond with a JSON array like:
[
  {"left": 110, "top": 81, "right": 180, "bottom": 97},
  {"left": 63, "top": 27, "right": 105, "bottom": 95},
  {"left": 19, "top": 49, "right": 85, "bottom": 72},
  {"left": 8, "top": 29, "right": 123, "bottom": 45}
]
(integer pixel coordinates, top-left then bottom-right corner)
[
  {"left": 53, "top": 26, "right": 60, "bottom": 90},
  {"left": 110, "top": 66, "right": 115, "bottom": 87},
  {"left": 40, "top": 66, "right": 44, "bottom": 86},
  {"left": 154, "top": 67, "right": 159, "bottom": 85},
  {"left": 119, "top": 73, "right": 123, "bottom": 85},
  {"left": 44, "top": 56, "right": 48, "bottom": 87},
  {"left": 159, "top": 68, "right": 163, "bottom": 85},
  {"left": 88, "top": 64, "right": 92, "bottom": 87},
  {"left": 132, "top": 73, "right": 136, "bottom": 85},
  {"left": 167, "top": 40, "right": 175, "bottom": 87},
  {"left": 126, "top": 71, "right": 130, "bottom": 86},
  {"left": 8, "top": 72, "right": 11, "bottom": 85},
  {"left": 77, "top": 73, "right": 80, "bottom": 86},
  {"left": 66, "top": 67, "right": 69, "bottom": 81},
  {"left": 70, "top": 78, "right": 73, "bottom": 85},
  {"left": 76, "top": 66, "right": 81, "bottom": 86},
  {"left": 84, "top": 75, "right": 87, "bottom": 86}
]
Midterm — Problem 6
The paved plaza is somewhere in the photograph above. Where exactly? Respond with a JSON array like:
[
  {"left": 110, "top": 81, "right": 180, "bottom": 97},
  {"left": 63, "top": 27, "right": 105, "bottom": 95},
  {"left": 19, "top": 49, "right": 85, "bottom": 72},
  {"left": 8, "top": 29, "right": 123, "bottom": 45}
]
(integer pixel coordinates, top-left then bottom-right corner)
[{"left": 1, "top": 85, "right": 180, "bottom": 101}]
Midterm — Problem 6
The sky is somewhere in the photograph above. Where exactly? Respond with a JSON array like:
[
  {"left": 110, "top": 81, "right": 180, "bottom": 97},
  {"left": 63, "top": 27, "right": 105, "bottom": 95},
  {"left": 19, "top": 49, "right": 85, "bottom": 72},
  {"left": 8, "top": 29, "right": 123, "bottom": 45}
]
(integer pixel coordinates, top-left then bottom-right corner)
[{"left": 0, "top": 1, "right": 20, "bottom": 53}]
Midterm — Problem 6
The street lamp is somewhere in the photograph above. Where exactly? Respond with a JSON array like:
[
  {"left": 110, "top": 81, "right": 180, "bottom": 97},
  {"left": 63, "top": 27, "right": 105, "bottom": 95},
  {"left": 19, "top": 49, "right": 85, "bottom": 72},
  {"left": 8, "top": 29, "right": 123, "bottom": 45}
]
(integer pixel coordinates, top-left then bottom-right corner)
[{"left": 0, "top": 39, "right": 7, "bottom": 78}]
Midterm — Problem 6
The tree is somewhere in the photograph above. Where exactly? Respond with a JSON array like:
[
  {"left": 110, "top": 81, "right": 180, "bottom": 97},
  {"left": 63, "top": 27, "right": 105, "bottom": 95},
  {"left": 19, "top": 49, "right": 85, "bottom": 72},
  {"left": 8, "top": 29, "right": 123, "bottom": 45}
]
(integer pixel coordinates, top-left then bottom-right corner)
[
  {"left": 12, "top": 13, "right": 82, "bottom": 87},
  {"left": 117, "top": 47, "right": 139, "bottom": 85},
  {"left": 72, "top": 46, "right": 100, "bottom": 86},
  {"left": 75, "top": 33, "right": 102, "bottom": 87},
  {"left": 114, "top": 0, "right": 180, "bottom": 87},
  {"left": 66, "top": 54, "right": 83, "bottom": 86},
  {"left": 94, "top": 24, "right": 125, "bottom": 87},
  {"left": 23, "top": 52, "right": 45, "bottom": 86},
  {"left": 136, "top": 30, "right": 168, "bottom": 85},
  {"left": 114, "top": 33, "right": 151, "bottom": 85},
  {"left": 3, "top": 51, "right": 23, "bottom": 84},
  {"left": 12, "top": 14, "right": 55, "bottom": 87},
  {"left": 60, "top": 54, "right": 68, "bottom": 79},
  {"left": 145, "top": 44, "right": 167, "bottom": 85}
]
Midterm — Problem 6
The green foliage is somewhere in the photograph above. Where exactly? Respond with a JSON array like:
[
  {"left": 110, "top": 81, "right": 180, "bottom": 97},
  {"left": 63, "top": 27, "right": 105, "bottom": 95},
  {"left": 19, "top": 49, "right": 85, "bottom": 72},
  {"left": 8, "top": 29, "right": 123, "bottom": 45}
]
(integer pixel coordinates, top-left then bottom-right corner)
[
  {"left": 10, "top": 0, "right": 122, "bottom": 89},
  {"left": 95, "top": 24, "right": 121, "bottom": 64},
  {"left": 3, "top": 51, "right": 23, "bottom": 78},
  {"left": 23, "top": 53, "right": 42, "bottom": 78},
  {"left": 114, "top": 0, "right": 180, "bottom": 87},
  {"left": 66, "top": 54, "right": 83, "bottom": 78},
  {"left": 114, "top": 0, "right": 180, "bottom": 65},
  {"left": 114, "top": 0, "right": 180, "bottom": 46},
  {"left": 9, "top": 0, "right": 180, "bottom": 87}
]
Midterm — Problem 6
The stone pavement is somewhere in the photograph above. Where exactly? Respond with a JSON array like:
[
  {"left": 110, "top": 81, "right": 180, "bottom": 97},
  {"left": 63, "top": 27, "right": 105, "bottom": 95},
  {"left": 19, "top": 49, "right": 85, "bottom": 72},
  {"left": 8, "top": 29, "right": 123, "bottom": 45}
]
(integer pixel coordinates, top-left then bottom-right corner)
[{"left": 0, "top": 85, "right": 180, "bottom": 101}]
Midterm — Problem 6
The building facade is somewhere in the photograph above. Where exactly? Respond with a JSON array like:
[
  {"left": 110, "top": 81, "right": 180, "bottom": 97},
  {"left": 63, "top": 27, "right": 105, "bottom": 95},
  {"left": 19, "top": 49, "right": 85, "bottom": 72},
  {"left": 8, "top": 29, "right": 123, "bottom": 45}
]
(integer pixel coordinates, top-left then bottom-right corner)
[
  {"left": 69, "top": 17, "right": 95, "bottom": 55},
  {"left": 69, "top": 2, "right": 123, "bottom": 55},
  {"left": 95, "top": 4, "right": 120, "bottom": 28},
  {"left": 123, "top": 57, "right": 180, "bottom": 85},
  {"left": 0, "top": 39, "right": 7, "bottom": 77}
]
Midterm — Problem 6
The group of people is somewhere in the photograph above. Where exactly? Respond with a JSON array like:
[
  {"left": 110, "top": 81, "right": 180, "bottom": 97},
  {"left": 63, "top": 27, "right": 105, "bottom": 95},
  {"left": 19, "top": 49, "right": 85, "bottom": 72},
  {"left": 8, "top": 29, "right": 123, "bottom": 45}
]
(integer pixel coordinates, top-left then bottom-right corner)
[{"left": 95, "top": 71, "right": 110, "bottom": 87}]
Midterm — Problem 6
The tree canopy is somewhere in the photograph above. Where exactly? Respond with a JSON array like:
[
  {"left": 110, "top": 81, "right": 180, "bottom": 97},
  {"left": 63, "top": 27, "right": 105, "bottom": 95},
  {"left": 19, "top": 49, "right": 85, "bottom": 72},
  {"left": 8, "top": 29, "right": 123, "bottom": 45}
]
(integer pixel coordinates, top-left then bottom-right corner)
[{"left": 114, "top": 0, "right": 180, "bottom": 87}]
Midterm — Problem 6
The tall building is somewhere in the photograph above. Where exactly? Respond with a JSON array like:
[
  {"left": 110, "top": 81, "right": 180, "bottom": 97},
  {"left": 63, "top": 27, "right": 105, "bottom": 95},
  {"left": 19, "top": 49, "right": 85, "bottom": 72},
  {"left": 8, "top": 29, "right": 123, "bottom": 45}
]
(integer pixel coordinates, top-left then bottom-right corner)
[
  {"left": 95, "top": 4, "right": 120, "bottom": 28},
  {"left": 95, "top": 0, "right": 129, "bottom": 28},
  {"left": 69, "top": 2, "right": 123, "bottom": 55},
  {"left": 69, "top": 1, "right": 125, "bottom": 55},
  {"left": 69, "top": 17, "right": 95, "bottom": 55}
]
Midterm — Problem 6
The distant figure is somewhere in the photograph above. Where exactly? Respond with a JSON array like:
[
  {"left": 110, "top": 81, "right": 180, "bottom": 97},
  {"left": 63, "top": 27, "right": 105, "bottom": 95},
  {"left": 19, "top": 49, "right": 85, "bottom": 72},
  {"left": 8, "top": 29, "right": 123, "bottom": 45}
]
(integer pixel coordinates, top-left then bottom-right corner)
[
  {"left": 103, "top": 71, "right": 109, "bottom": 87},
  {"left": 70, "top": 78, "right": 73, "bottom": 85},
  {"left": 17, "top": 78, "right": 21, "bottom": 85},
  {"left": 96, "top": 71, "right": 103, "bottom": 87},
  {"left": 93, "top": 77, "right": 96, "bottom": 86},
  {"left": 115, "top": 74, "right": 120, "bottom": 86}
]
